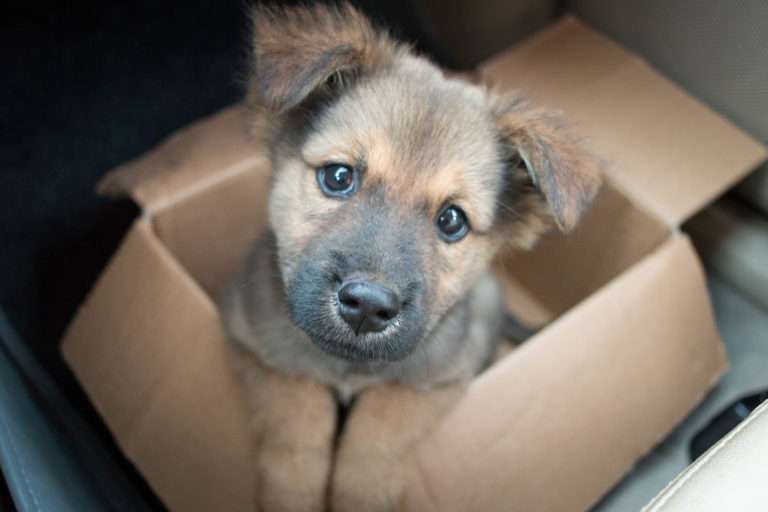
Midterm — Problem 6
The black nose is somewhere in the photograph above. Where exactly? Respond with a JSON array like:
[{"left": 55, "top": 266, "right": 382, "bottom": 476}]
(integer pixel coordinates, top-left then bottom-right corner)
[{"left": 337, "top": 281, "right": 401, "bottom": 335}]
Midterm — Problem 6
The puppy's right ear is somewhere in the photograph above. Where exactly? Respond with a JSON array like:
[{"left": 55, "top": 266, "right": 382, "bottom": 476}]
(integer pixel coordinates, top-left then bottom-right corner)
[{"left": 250, "top": 3, "right": 396, "bottom": 114}]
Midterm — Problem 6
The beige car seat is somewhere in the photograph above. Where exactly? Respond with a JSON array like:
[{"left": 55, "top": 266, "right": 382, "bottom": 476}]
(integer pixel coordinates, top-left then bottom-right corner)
[{"left": 643, "top": 400, "right": 768, "bottom": 510}]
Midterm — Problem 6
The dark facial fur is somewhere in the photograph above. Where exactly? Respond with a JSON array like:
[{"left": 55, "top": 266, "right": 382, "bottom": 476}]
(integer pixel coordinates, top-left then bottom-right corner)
[
  {"left": 286, "top": 189, "right": 430, "bottom": 361},
  {"left": 246, "top": 3, "right": 601, "bottom": 363}
]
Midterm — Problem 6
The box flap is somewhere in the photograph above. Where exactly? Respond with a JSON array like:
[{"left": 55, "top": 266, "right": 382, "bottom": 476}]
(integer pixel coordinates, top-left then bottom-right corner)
[
  {"left": 404, "top": 234, "right": 728, "bottom": 512},
  {"left": 62, "top": 221, "right": 253, "bottom": 512},
  {"left": 97, "top": 105, "right": 269, "bottom": 213},
  {"left": 152, "top": 159, "right": 271, "bottom": 301},
  {"left": 480, "top": 16, "right": 767, "bottom": 226}
]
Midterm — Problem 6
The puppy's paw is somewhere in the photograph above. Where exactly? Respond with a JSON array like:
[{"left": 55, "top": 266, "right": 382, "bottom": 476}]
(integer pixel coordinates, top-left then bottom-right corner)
[
  {"left": 256, "top": 442, "right": 331, "bottom": 512},
  {"left": 331, "top": 455, "right": 411, "bottom": 512}
]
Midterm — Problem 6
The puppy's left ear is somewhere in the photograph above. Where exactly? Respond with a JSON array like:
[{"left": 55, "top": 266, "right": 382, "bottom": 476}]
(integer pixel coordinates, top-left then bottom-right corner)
[
  {"left": 494, "top": 97, "right": 602, "bottom": 232},
  {"left": 249, "top": 3, "right": 396, "bottom": 114}
]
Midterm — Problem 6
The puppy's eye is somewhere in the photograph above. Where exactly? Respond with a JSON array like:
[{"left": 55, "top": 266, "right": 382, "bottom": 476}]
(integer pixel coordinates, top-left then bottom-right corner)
[
  {"left": 317, "top": 164, "right": 358, "bottom": 198},
  {"left": 436, "top": 205, "right": 470, "bottom": 242}
]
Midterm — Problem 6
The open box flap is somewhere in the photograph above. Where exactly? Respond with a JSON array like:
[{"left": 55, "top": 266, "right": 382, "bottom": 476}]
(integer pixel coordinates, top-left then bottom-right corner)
[
  {"left": 404, "top": 234, "right": 727, "bottom": 512},
  {"left": 480, "top": 16, "right": 767, "bottom": 226},
  {"left": 97, "top": 106, "right": 268, "bottom": 213},
  {"left": 61, "top": 220, "right": 254, "bottom": 512}
]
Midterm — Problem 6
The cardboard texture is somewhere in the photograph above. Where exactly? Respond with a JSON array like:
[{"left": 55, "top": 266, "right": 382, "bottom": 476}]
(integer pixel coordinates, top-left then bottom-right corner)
[
  {"left": 62, "top": 220, "right": 254, "bottom": 511},
  {"left": 97, "top": 106, "right": 269, "bottom": 214},
  {"left": 405, "top": 235, "right": 724, "bottom": 512},
  {"left": 61, "top": 17, "right": 766, "bottom": 512}
]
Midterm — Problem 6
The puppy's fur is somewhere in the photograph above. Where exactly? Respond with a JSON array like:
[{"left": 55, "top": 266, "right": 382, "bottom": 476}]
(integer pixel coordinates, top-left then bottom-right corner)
[{"left": 221, "top": 4, "right": 601, "bottom": 511}]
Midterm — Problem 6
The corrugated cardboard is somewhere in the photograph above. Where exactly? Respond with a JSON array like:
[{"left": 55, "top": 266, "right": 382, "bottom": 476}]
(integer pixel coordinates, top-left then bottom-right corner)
[
  {"left": 405, "top": 235, "right": 724, "bottom": 512},
  {"left": 62, "top": 221, "right": 254, "bottom": 511},
  {"left": 97, "top": 106, "right": 268, "bottom": 213},
  {"left": 61, "top": 17, "right": 766, "bottom": 512}
]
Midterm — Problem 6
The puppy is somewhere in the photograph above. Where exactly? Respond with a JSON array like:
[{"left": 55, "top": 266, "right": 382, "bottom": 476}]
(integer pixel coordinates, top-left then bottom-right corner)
[{"left": 221, "top": 4, "right": 601, "bottom": 512}]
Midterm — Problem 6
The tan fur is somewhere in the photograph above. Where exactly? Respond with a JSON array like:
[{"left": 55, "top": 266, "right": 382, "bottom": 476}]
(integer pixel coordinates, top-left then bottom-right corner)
[
  {"left": 249, "top": 3, "right": 399, "bottom": 113},
  {"left": 332, "top": 384, "right": 466, "bottom": 511},
  {"left": 224, "top": 4, "right": 602, "bottom": 511},
  {"left": 230, "top": 344, "right": 336, "bottom": 512}
]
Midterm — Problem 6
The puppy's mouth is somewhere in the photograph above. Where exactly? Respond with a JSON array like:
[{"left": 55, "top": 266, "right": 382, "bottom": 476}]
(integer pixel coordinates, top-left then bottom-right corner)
[
  {"left": 310, "top": 334, "right": 402, "bottom": 362},
  {"left": 288, "top": 287, "right": 425, "bottom": 363}
]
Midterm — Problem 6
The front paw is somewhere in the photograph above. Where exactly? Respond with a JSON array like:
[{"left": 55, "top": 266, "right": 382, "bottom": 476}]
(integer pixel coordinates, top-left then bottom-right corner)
[
  {"left": 331, "top": 456, "right": 412, "bottom": 512},
  {"left": 256, "top": 443, "right": 331, "bottom": 512}
]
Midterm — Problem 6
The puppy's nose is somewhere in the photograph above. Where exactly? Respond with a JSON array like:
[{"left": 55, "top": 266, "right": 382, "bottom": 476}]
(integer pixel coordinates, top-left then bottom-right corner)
[{"left": 337, "top": 281, "right": 401, "bottom": 335}]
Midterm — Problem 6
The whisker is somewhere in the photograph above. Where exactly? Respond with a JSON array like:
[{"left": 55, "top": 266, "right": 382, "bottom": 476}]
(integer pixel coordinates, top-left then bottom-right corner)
[{"left": 495, "top": 200, "right": 524, "bottom": 220}]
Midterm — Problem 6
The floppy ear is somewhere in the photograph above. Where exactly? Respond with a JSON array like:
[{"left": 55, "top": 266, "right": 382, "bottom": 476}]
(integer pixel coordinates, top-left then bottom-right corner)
[
  {"left": 249, "top": 3, "right": 396, "bottom": 114},
  {"left": 493, "top": 96, "right": 602, "bottom": 232}
]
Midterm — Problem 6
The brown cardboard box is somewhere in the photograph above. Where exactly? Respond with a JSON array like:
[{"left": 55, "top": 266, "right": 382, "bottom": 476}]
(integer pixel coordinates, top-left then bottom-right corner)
[{"left": 61, "top": 17, "right": 766, "bottom": 512}]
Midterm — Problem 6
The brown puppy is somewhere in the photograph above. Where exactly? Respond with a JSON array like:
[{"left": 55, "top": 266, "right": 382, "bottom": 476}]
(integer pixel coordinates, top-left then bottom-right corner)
[{"left": 221, "top": 4, "right": 601, "bottom": 512}]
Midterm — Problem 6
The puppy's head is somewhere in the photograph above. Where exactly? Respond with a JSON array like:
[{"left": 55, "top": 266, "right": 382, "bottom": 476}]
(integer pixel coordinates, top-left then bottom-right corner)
[{"left": 248, "top": 4, "right": 600, "bottom": 362}]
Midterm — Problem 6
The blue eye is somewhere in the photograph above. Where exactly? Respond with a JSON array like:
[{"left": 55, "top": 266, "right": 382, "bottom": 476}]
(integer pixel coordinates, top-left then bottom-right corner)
[
  {"left": 436, "top": 205, "right": 470, "bottom": 242},
  {"left": 317, "top": 164, "right": 358, "bottom": 198}
]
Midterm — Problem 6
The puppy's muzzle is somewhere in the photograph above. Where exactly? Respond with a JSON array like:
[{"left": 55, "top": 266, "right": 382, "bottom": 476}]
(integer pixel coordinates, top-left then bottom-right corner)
[{"left": 337, "top": 280, "right": 401, "bottom": 335}]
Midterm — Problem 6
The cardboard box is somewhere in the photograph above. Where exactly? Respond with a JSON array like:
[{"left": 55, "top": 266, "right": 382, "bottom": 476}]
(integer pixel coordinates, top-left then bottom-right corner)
[{"left": 61, "top": 17, "right": 766, "bottom": 512}]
